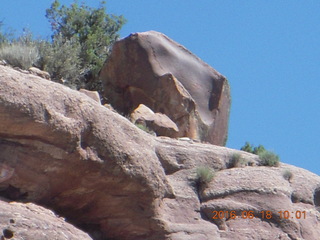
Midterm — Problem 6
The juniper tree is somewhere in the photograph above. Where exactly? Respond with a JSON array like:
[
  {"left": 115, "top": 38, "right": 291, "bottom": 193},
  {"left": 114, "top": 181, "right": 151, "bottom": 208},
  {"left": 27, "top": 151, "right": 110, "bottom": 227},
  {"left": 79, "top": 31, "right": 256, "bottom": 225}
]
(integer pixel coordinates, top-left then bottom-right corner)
[{"left": 45, "top": 0, "right": 126, "bottom": 89}]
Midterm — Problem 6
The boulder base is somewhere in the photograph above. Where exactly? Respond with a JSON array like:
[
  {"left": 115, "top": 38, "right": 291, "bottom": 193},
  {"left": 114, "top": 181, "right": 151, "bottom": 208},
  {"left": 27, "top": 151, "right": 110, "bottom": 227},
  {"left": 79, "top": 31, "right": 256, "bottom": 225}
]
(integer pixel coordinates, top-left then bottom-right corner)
[{"left": 131, "top": 104, "right": 179, "bottom": 137}]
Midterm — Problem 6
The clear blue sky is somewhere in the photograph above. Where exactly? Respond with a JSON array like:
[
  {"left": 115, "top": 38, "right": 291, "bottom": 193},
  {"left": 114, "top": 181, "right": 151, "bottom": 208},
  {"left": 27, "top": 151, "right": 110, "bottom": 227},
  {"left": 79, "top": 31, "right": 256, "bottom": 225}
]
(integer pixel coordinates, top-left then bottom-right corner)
[{"left": 1, "top": 1, "right": 320, "bottom": 175}]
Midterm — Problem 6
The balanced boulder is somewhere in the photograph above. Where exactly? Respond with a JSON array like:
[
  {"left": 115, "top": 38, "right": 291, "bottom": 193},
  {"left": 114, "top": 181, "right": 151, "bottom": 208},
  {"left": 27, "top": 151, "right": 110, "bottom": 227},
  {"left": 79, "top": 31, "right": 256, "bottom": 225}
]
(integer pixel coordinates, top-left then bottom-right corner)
[{"left": 100, "top": 31, "right": 231, "bottom": 145}]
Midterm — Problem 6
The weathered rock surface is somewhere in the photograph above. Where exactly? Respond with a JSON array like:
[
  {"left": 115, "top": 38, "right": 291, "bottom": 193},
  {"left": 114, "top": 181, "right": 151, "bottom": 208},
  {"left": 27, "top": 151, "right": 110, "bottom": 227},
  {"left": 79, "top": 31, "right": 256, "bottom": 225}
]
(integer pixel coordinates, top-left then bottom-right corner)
[
  {"left": 79, "top": 88, "right": 101, "bottom": 104},
  {"left": 100, "top": 31, "right": 231, "bottom": 146},
  {"left": 0, "top": 200, "right": 92, "bottom": 239},
  {"left": 131, "top": 104, "right": 179, "bottom": 137},
  {"left": 1, "top": 64, "right": 320, "bottom": 240},
  {"left": 0, "top": 65, "right": 171, "bottom": 240},
  {"left": 28, "top": 67, "right": 51, "bottom": 80}
]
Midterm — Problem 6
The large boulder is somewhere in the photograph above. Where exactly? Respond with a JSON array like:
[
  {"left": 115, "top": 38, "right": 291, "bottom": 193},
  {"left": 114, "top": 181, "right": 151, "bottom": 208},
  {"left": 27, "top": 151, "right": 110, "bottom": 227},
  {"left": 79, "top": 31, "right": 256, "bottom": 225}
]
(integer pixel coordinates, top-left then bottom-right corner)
[
  {"left": 1, "top": 65, "right": 320, "bottom": 240},
  {"left": 100, "top": 31, "right": 231, "bottom": 145}
]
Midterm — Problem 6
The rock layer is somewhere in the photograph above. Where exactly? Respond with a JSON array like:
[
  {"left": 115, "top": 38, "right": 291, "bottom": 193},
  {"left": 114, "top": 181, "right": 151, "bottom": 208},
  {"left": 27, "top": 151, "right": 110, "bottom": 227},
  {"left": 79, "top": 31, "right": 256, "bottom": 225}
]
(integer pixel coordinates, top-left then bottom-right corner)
[
  {"left": 1, "top": 65, "right": 320, "bottom": 240},
  {"left": 100, "top": 31, "right": 231, "bottom": 145}
]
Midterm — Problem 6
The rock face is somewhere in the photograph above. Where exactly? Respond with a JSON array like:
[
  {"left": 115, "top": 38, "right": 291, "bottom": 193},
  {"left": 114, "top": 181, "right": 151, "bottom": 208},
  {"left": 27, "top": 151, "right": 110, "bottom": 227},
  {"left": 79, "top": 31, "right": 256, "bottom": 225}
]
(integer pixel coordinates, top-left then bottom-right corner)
[
  {"left": 1, "top": 64, "right": 320, "bottom": 240},
  {"left": 0, "top": 200, "right": 92, "bottom": 240},
  {"left": 28, "top": 67, "right": 51, "bottom": 80},
  {"left": 79, "top": 88, "right": 101, "bottom": 104},
  {"left": 0, "top": 65, "right": 171, "bottom": 240},
  {"left": 100, "top": 31, "right": 231, "bottom": 146}
]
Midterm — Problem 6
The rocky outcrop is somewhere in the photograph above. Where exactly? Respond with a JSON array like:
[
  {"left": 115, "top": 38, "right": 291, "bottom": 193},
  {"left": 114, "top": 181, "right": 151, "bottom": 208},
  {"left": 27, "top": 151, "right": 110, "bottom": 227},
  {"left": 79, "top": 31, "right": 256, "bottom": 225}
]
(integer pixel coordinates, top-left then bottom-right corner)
[
  {"left": 0, "top": 200, "right": 92, "bottom": 239},
  {"left": 1, "top": 64, "right": 320, "bottom": 240},
  {"left": 130, "top": 104, "right": 179, "bottom": 137},
  {"left": 0, "top": 65, "right": 171, "bottom": 240},
  {"left": 100, "top": 31, "right": 231, "bottom": 146}
]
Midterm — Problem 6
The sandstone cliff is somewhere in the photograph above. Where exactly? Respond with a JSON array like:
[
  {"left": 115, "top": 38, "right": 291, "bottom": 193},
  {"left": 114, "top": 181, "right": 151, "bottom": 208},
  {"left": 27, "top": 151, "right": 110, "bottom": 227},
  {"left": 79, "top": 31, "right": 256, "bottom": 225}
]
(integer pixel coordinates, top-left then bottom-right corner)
[{"left": 0, "top": 65, "right": 320, "bottom": 240}]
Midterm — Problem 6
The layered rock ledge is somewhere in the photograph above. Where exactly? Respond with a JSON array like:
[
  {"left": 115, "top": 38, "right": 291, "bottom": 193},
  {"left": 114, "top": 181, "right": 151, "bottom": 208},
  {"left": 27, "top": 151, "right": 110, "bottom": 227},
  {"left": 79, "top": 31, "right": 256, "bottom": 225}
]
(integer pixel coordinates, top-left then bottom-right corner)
[{"left": 1, "top": 65, "right": 320, "bottom": 239}]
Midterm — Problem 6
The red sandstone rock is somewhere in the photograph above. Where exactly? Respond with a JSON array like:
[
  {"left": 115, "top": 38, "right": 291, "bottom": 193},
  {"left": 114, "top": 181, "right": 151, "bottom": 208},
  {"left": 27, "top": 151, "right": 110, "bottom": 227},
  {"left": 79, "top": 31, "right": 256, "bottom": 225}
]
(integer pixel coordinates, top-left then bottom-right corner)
[
  {"left": 79, "top": 88, "right": 101, "bottom": 104},
  {"left": 1, "top": 65, "right": 320, "bottom": 240},
  {"left": 131, "top": 104, "right": 179, "bottom": 137},
  {"left": 100, "top": 31, "right": 231, "bottom": 146},
  {"left": 28, "top": 67, "right": 51, "bottom": 80},
  {"left": 0, "top": 201, "right": 92, "bottom": 239}
]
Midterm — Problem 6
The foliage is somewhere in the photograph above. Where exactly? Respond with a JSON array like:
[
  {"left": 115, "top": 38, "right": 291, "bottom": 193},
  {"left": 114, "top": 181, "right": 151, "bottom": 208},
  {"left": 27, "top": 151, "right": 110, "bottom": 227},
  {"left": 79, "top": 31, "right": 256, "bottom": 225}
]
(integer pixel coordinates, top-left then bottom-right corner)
[
  {"left": 258, "top": 150, "right": 280, "bottom": 167},
  {"left": 282, "top": 169, "right": 293, "bottom": 181},
  {"left": 195, "top": 166, "right": 215, "bottom": 186},
  {"left": 253, "top": 145, "right": 266, "bottom": 155},
  {"left": 45, "top": 0, "right": 126, "bottom": 83},
  {"left": 0, "top": 21, "right": 14, "bottom": 46},
  {"left": 38, "top": 34, "right": 82, "bottom": 88},
  {"left": 0, "top": 21, "right": 7, "bottom": 45},
  {"left": 0, "top": 1, "right": 126, "bottom": 94},
  {"left": 135, "top": 123, "right": 156, "bottom": 135},
  {"left": 240, "top": 142, "right": 265, "bottom": 155},
  {"left": 0, "top": 43, "right": 39, "bottom": 69},
  {"left": 240, "top": 142, "right": 253, "bottom": 153},
  {"left": 241, "top": 142, "right": 280, "bottom": 167},
  {"left": 0, "top": 30, "right": 39, "bottom": 69},
  {"left": 230, "top": 153, "right": 248, "bottom": 168}
]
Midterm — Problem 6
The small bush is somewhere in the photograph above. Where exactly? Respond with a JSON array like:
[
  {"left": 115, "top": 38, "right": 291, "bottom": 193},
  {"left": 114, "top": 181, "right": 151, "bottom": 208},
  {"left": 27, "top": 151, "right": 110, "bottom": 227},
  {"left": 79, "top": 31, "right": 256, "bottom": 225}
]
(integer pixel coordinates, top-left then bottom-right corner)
[
  {"left": 230, "top": 153, "right": 248, "bottom": 168},
  {"left": 258, "top": 150, "right": 280, "bottom": 167},
  {"left": 240, "top": 142, "right": 254, "bottom": 153},
  {"left": 39, "top": 34, "right": 82, "bottom": 88},
  {"left": 282, "top": 169, "right": 293, "bottom": 181},
  {"left": 241, "top": 142, "right": 280, "bottom": 167},
  {"left": 196, "top": 167, "right": 215, "bottom": 186},
  {"left": 0, "top": 29, "right": 40, "bottom": 69},
  {"left": 0, "top": 42, "right": 39, "bottom": 69},
  {"left": 240, "top": 142, "right": 266, "bottom": 155}
]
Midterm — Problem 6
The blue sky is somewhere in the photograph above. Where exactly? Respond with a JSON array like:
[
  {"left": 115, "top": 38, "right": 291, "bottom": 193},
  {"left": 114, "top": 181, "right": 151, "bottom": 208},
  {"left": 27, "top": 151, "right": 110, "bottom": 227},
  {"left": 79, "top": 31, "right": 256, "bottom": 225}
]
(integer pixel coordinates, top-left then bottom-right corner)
[{"left": 1, "top": 1, "right": 320, "bottom": 175}]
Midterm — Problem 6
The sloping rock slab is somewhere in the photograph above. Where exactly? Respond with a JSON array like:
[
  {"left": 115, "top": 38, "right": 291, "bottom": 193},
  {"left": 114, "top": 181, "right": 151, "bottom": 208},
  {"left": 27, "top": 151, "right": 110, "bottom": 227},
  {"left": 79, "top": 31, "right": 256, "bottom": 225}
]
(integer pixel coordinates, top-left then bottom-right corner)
[
  {"left": 100, "top": 31, "right": 231, "bottom": 145},
  {"left": 0, "top": 200, "right": 92, "bottom": 240}
]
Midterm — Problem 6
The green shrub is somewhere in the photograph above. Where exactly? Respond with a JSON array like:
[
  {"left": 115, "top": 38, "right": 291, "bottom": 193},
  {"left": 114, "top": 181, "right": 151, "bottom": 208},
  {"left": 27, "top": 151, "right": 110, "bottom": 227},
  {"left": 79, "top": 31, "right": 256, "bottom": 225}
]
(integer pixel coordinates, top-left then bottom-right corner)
[
  {"left": 0, "top": 21, "right": 8, "bottom": 46},
  {"left": 45, "top": 0, "right": 126, "bottom": 91},
  {"left": 241, "top": 142, "right": 266, "bottom": 155},
  {"left": 0, "top": 1, "right": 126, "bottom": 96},
  {"left": 135, "top": 123, "right": 155, "bottom": 135},
  {"left": 0, "top": 42, "right": 39, "bottom": 69},
  {"left": 0, "top": 29, "right": 41, "bottom": 69},
  {"left": 282, "top": 169, "right": 293, "bottom": 181},
  {"left": 196, "top": 167, "right": 215, "bottom": 186},
  {"left": 240, "top": 142, "right": 254, "bottom": 153},
  {"left": 230, "top": 153, "right": 248, "bottom": 168},
  {"left": 258, "top": 150, "right": 280, "bottom": 167},
  {"left": 241, "top": 142, "right": 280, "bottom": 167},
  {"left": 38, "top": 34, "right": 82, "bottom": 88}
]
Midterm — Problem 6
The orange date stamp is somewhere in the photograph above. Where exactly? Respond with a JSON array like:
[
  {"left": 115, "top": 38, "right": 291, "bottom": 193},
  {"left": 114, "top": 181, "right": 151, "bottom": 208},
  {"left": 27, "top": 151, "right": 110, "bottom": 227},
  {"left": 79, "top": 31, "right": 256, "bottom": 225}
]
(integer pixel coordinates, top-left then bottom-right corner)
[{"left": 212, "top": 210, "right": 306, "bottom": 220}]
